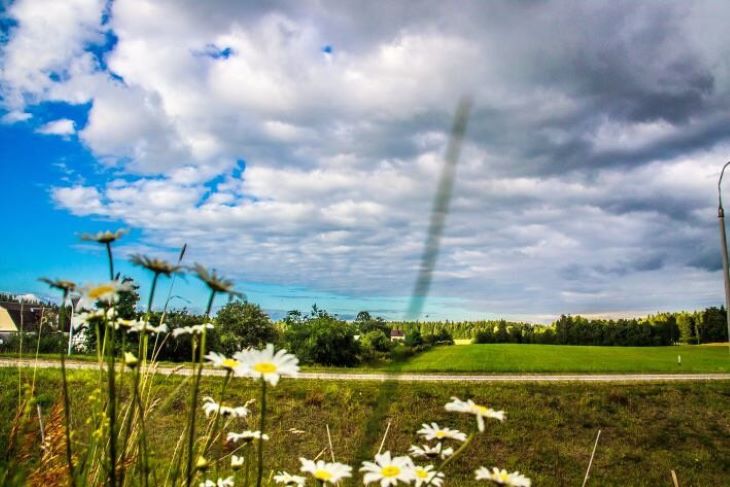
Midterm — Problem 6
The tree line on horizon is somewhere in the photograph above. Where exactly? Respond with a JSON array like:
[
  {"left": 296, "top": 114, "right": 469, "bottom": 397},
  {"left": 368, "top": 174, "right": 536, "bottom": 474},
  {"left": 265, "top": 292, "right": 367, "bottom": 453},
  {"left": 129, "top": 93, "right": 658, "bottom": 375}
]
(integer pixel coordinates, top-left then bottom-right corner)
[{"left": 390, "top": 307, "right": 729, "bottom": 346}]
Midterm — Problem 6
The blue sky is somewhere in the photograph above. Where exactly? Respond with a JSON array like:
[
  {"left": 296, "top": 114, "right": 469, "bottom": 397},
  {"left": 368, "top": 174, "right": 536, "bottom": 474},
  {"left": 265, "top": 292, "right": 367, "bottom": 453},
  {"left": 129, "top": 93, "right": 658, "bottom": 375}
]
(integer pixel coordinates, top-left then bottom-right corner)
[{"left": 2, "top": 0, "right": 730, "bottom": 322}]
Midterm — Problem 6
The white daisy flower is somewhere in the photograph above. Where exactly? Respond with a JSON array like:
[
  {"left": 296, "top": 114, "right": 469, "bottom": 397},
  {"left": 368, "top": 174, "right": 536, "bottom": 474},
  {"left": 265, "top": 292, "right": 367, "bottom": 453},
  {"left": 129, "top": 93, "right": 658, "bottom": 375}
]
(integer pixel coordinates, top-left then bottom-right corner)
[
  {"left": 360, "top": 451, "right": 416, "bottom": 486},
  {"left": 202, "top": 397, "right": 251, "bottom": 418},
  {"left": 231, "top": 455, "right": 244, "bottom": 470},
  {"left": 475, "top": 467, "right": 531, "bottom": 486},
  {"left": 172, "top": 323, "right": 214, "bottom": 337},
  {"left": 417, "top": 422, "right": 467, "bottom": 442},
  {"left": 414, "top": 465, "right": 445, "bottom": 487},
  {"left": 233, "top": 343, "right": 299, "bottom": 386},
  {"left": 445, "top": 397, "right": 505, "bottom": 432},
  {"left": 227, "top": 430, "right": 269, "bottom": 443},
  {"left": 273, "top": 471, "right": 306, "bottom": 486},
  {"left": 205, "top": 352, "right": 240, "bottom": 372},
  {"left": 127, "top": 320, "right": 168, "bottom": 335},
  {"left": 78, "top": 281, "right": 132, "bottom": 309},
  {"left": 408, "top": 443, "right": 453, "bottom": 460},
  {"left": 300, "top": 458, "right": 352, "bottom": 484},
  {"left": 199, "top": 477, "right": 234, "bottom": 487}
]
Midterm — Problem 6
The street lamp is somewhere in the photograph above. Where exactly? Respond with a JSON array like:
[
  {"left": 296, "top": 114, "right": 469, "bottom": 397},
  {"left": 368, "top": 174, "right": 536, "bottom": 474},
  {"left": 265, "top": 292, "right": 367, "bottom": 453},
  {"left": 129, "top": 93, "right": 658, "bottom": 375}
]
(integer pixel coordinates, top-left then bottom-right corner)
[{"left": 717, "top": 161, "right": 730, "bottom": 353}]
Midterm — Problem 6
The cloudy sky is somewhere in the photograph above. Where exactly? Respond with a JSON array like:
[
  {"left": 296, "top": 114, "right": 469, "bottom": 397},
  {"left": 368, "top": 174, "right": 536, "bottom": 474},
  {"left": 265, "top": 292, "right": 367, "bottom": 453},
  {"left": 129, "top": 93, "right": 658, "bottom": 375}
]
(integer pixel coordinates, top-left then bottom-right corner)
[{"left": 2, "top": 0, "right": 730, "bottom": 321}]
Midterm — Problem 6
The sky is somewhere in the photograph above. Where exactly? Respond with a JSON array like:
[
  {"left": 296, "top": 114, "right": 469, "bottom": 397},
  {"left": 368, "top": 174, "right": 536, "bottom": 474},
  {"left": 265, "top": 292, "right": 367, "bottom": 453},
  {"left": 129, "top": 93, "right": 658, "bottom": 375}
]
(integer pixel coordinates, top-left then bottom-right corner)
[{"left": 1, "top": 0, "right": 730, "bottom": 322}]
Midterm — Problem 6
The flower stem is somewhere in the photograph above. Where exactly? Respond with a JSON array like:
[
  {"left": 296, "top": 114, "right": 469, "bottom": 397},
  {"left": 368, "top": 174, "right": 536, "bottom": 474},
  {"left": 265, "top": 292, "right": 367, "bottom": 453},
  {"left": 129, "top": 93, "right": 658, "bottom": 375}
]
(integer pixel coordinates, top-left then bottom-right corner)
[
  {"left": 106, "top": 242, "right": 114, "bottom": 281},
  {"left": 423, "top": 432, "right": 476, "bottom": 487},
  {"left": 202, "top": 371, "right": 231, "bottom": 456},
  {"left": 256, "top": 378, "right": 267, "bottom": 487},
  {"left": 58, "top": 290, "right": 76, "bottom": 486},
  {"left": 185, "top": 290, "right": 215, "bottom": 487}
]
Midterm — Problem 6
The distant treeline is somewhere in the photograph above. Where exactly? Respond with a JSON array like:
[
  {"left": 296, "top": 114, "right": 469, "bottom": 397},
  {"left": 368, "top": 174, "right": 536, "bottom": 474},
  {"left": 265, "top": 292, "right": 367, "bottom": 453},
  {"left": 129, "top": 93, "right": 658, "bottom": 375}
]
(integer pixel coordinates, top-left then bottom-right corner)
[{"left": 390, "top": 307, "right": 729, "bottom": 346}]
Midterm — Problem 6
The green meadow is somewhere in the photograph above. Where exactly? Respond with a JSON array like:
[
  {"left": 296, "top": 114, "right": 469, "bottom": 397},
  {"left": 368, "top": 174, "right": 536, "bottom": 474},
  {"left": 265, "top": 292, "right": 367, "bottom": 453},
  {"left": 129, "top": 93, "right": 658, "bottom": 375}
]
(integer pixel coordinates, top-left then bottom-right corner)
[
  {"left": 384, "top": 343, "right": 730, "bottom": 374},
  {"left": 1, "top": 367, "right": 729, "bottom": 486}
]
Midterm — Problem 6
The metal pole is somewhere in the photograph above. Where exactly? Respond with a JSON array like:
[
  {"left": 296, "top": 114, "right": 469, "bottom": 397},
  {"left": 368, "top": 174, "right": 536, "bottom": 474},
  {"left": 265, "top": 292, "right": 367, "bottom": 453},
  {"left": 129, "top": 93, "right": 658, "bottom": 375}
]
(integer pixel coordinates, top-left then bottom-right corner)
[{"left": 717, "top": 161, "right": 730, "bottom": 353}]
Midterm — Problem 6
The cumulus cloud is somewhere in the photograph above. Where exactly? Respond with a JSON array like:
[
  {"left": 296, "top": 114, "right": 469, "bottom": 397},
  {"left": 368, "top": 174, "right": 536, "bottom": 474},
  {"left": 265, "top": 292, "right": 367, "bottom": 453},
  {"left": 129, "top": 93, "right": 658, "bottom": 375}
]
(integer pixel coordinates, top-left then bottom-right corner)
[
  {"left": 37, "top": 118, "right": 76, "bottom": 136},
  {"left": 5, "top": 0, "right": 730, "bottom": 319}
]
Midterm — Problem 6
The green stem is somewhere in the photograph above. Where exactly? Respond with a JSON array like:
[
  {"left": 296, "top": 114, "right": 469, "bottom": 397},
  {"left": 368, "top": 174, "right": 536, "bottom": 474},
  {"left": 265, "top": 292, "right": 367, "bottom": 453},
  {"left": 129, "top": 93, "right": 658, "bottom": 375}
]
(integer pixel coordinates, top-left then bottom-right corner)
[
  {"left": 106, "top": 242, "right": 114, "bottom": 281},
  {"left": 105, "top": 315, "right": 117, "bottom": 487},
  {"left": 133, "top": 373, "right": 151, "bottom": 487},
  {"left": 59, "top": 352, "right": 76, "bottom": 486},
  {"left": 185, "top": 290, "right": 214, "bottom": 487},
  {"left": 256, "top": 378, "right": 267, "bottom": 487},
  {"left": 423, "top": 432, "right": 476, "bottom": 487},
  {"left": 202, "top": 372, "right": 231, "bottom": 456}
]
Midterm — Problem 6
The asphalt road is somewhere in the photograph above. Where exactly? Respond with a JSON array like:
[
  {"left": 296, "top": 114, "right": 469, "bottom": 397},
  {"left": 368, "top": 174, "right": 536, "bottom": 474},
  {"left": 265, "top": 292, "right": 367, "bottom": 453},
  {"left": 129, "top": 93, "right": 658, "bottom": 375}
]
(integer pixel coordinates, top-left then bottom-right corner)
[{"left": 3, "top": 358, "right": 730, "bottom": 382}]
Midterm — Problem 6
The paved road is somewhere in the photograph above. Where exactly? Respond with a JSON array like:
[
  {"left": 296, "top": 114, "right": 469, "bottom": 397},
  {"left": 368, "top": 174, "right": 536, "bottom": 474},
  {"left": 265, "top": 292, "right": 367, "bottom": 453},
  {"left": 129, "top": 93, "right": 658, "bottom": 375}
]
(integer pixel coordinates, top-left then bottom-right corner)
[{"left": 3, "top": 358, "right": 730, "bottom": 382}]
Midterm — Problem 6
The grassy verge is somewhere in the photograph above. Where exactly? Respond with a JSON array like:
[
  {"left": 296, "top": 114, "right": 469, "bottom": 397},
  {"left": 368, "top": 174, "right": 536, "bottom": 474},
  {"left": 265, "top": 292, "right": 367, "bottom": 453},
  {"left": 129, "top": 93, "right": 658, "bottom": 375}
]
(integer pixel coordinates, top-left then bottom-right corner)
[
  {"left": 1, "top": 367, "right": 729, "bottom": 486},
  {"left": 384, "top": 343, "right": 730, "bottom": 374}
]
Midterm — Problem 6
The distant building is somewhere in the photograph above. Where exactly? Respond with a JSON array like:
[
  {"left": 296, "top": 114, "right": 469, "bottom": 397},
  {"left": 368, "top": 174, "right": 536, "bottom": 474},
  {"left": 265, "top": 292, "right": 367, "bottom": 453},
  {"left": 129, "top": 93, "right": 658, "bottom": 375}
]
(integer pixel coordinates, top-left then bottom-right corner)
[
  {"left": 0, "top": 306, "right": 18, "bottom": 336},
  {"left": 0, "top": 301, "right": 48, "bottom": 334},
  {"left": 390, "top": 329, "right": 405, "bottom": 342}
]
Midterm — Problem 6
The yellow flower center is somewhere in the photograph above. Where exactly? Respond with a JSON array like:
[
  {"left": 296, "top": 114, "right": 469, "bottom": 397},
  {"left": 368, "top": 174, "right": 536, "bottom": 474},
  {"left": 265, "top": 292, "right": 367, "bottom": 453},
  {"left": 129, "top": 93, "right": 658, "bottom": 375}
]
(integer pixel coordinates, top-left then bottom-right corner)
[
  {"left": 89, "top": 284, "right": 115, "bottom": 299},
  {"left": 253, "top": 362, "right": 278, "bottom": 374},
  {"left": 416, "top": 469, "right": 428, "bottom": 479},
  {"left": 473, "top": 405, "right": 490, "bottom": 415},
  {"left": 496, "top": 471, "right": 510, "bottom": 481},
  {"left": 381, "top": 465, "right": 401, "bottom": 477},
  {"left": 222, "top": 358, "right": 239, "bottom": 369},
  {"left": 435, "top": 431, "right": 446, "bottom": 438},
  {"left": 314, "top": 469, "right": 333, "bottom": 481}
]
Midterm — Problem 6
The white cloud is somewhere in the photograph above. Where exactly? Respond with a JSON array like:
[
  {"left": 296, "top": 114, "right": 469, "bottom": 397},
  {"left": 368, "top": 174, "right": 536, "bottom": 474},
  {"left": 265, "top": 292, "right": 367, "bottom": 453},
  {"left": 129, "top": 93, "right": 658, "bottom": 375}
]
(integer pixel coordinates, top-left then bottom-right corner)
[
  {"left": 37, "top": 118, "right": 76, "bottom": 136},
  {"left": 1, "top": 110, "right": 32, "bottom": 124},
  {"left": 5, "top": 0, "right": 730, "bottom": 319}
]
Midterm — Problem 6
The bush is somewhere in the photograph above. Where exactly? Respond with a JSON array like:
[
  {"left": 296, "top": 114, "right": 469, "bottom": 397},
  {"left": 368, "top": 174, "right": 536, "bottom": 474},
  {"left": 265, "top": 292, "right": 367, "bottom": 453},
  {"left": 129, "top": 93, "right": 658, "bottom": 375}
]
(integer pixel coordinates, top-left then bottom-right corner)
[
  {"left": 284, "top": 314, "right": 360, "bottom": 366},
  {"left": 216, "top": 302, "right": 278, "bottom": 355}
]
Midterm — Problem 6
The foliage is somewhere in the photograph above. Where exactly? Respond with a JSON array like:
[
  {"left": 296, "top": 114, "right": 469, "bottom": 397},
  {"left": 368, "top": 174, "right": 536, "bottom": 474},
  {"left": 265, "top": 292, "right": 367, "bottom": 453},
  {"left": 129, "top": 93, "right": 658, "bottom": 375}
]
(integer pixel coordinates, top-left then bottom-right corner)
[
  {"left": 215, "top": 301, "right": 278, "bottom": 355},
  {"left": 284, "top": 310, "right": 361, "bottom": 366}
]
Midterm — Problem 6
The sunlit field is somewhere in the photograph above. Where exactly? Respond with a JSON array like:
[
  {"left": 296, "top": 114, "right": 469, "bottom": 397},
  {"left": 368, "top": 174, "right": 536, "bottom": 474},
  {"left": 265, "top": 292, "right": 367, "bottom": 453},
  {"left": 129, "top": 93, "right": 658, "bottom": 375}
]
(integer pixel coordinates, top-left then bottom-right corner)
[
  {"left": 2, "top": 367, "right": 729, "bottom": 486},
  {"left": 385, "top": 344, "right": 730, "bottom": 374}
]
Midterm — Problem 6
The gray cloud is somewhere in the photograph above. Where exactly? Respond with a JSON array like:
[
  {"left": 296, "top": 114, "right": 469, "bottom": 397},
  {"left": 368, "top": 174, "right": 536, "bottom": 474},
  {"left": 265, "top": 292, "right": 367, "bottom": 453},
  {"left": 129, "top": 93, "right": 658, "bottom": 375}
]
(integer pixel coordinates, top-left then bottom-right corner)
[{"left": 4, "top": 0, "right": 730, "bottom": 319}]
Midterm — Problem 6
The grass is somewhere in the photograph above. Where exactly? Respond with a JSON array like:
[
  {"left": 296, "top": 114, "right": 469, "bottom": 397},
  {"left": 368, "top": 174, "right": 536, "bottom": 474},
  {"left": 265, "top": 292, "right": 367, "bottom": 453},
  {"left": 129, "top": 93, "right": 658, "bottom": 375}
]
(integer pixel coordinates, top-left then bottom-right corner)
[
  {"left": 3, "top": 343, "right": 730, "bottom": 375},
  {"left": 1, "top": 367, "right": 729, "bottom": 486},
  {"left": 383, "top": 343, "right": 730, "bottom": 374}
]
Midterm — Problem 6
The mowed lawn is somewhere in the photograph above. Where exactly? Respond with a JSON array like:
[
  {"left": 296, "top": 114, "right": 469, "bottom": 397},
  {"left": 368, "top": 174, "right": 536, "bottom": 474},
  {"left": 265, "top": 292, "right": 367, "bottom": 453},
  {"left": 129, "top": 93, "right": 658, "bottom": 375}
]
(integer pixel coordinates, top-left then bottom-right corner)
[{"left": 386, "top": 343, "right": 730, "bottom": 373}]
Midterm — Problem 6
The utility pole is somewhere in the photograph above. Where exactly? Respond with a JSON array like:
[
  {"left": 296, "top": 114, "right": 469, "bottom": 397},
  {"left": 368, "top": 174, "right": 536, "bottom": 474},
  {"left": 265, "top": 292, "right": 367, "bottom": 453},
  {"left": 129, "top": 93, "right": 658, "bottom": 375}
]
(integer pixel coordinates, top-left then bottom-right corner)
[{"left": 717, "top": 161, "right": 730, "bottom": 353}]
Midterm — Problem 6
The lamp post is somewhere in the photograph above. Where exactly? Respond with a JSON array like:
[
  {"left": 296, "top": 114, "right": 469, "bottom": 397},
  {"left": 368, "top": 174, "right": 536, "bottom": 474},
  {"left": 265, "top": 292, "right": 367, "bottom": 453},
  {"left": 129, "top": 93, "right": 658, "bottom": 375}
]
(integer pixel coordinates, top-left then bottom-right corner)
[{"left": 717, "top": 161, "right": 730, "bottom": 353}]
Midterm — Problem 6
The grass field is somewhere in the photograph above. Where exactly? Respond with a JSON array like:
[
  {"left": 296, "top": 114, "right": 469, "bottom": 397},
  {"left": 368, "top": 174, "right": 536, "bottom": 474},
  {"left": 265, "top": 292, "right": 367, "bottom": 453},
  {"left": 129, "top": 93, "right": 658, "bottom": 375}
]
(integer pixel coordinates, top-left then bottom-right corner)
[
  {"left": 1, "top": 367, "right": 729, "bottom": 486},
  {"left": 384, "top": 344, "right": 730, "bottom": 374}
]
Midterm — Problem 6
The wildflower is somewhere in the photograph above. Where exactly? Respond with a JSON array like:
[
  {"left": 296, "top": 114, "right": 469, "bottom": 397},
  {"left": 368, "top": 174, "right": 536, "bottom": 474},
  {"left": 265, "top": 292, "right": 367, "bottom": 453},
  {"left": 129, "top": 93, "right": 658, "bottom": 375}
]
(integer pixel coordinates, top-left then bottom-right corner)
[
  {"left": 124, "top": 352, "right": 138, "bottom": 369},
  {"left": 233, "top": 343, "right": 299, "bottom": 386},
  {"left": 172, "top": 323, "right": 215, "bottom": 337},
  {"left": 193, "top": 264, "right": 236, "bottom": 294},
  {"left": 408, "top": 443, "right": 453, "bottom": 460},
  {"left": 202, "top": 397, "right": 250, "bottom": 418},
  {"left": 231, "top": 455, "right": 244, "bottom": 470},
  {"left": 414, "top": 465, "right": 444, "bottom": 487},
  {"left": 127, "top": 320, "right": 167, "bottom": 335},
  {"left": 273, "top": 471, "right": 306, "bottom": 486},
  {"left": 205, "top": 352, "right": 240, "bottom": 372},
  {"left": 199, "top": 477, "right": 234, "bottom": 487},
  {"left": 300, "top": 458, "right": 352, "bottom": 484},
  {"left": 417, "top": 422, "right": 467, "bottom": 442},
  {"left": 445, "top": 397, "right": 505, "bottom": 432},
  {"left": 130, "top": 254, "right": 181, "bottom": 276},
  {"left": 195, "top": 456, "right": 210, "bottom": 471},
  {"left": 227, "top": 430, "right": 269, "bottom": 443},
  {"left": 80, "top": 229, "right": 126, "bottom": 244},
  {"left": 39, "top": 278, "right": 76, "bottom": 293},
  {"left": 78, "top": 281, "right": 132, "bottom": 309},
  {"left": 360, "top": 451, "right": 416, "bottom": 486},
  {"left": 115, "top": 318, "right": 136, "bottom": 331},
  {"left": 474, "top": 467, "right": 531, "bottom": 486}
]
